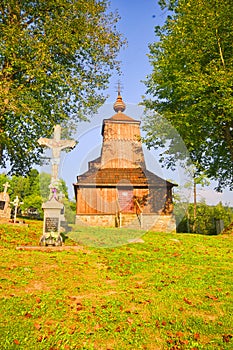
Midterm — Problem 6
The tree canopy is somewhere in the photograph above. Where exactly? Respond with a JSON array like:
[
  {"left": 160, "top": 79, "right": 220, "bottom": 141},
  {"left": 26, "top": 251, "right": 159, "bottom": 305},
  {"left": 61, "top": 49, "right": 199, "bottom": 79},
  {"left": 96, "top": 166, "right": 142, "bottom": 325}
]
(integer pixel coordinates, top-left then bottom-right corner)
[
  {"left": 0, "top": 0, "right": 124, "bottom": 174},
  {"left": 143, "top": 0, "right": 233, "bottom": 190}
]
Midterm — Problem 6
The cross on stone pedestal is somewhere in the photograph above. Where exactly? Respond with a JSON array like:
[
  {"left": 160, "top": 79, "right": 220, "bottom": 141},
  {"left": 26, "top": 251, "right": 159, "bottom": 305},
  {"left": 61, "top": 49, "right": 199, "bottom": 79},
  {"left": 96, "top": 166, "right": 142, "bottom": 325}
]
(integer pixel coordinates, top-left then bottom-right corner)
[
  {"left": 38, "top": 125, "right": 76, "bottom": 246},
  {"left": 3, "top": 182, "right": 10, "bottom": 200},
  {"left": 38, "top": 125, "right": 76, "bottom": 197}
]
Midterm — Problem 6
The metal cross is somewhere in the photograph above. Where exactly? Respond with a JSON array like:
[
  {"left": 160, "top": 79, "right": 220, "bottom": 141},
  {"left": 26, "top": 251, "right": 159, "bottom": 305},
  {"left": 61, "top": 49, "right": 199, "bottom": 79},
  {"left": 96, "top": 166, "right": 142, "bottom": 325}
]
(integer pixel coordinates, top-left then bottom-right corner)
[{"left": 11, "top": 196, "right": 24, "bottom": 223}]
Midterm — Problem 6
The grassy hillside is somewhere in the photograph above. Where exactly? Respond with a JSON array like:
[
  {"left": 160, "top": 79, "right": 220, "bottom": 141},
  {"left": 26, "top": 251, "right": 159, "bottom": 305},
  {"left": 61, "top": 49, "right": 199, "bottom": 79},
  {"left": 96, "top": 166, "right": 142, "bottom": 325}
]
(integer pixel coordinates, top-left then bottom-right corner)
[{"left": 0, "top": 221, "right": 232, "bottom": 349}]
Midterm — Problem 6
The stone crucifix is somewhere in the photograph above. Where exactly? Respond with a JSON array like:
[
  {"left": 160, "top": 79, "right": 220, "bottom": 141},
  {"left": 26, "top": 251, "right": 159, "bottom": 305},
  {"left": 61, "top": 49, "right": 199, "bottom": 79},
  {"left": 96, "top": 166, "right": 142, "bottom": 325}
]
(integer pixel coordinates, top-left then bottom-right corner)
[{"left": 38, "top": 125, "right": 76, "bottom": 196}]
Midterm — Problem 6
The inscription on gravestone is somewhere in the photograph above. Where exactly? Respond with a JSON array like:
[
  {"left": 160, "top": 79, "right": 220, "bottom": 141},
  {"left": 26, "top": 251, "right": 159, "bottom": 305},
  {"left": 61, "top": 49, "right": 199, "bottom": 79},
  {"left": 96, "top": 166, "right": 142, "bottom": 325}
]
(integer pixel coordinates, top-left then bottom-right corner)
[
  {"left": 45, "top": 217, "right": 59, "bottom": 232},
  {"left": 0, "top": 201, "right": 5, "bottom": 210}
]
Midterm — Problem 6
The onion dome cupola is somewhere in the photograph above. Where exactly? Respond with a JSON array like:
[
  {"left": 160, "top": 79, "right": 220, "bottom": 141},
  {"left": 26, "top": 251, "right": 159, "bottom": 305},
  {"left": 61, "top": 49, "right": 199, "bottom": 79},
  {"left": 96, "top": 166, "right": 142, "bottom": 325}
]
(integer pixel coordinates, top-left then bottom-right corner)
[{"left": 113, "top": 91, "right": 126, "bottom": 113}]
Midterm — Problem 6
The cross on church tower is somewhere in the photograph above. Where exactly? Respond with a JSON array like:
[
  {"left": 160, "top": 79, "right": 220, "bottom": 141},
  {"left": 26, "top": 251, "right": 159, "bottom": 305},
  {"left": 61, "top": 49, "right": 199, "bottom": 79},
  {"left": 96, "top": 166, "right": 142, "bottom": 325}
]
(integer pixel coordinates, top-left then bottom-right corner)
[
  {"left": 115, "top": 80, "right": 123, "bottom": 96},
  {"left": 38, "top": 125, "right": 76, "bottom": 197},
  {"left": 113, "top": 81, "right": 126, "bottom": 113}
]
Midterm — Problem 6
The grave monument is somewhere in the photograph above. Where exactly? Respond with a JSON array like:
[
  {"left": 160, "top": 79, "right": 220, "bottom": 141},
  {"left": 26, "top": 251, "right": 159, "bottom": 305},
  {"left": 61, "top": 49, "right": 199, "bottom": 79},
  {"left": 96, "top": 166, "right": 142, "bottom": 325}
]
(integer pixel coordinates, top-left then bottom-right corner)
[
  {"left": 38, "top": 125, "right": 76, "bottom": 246},
  {"left": 0, "top": 182, "right": 11, "bottom": 219}
]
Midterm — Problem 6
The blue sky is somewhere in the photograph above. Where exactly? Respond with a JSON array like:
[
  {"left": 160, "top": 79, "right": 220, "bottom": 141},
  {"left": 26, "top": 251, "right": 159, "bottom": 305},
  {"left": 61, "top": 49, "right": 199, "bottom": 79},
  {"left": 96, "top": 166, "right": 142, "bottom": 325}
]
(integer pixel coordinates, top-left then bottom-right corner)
[{"left": 106, "top": 0, "right": 165, "bottom": 104}]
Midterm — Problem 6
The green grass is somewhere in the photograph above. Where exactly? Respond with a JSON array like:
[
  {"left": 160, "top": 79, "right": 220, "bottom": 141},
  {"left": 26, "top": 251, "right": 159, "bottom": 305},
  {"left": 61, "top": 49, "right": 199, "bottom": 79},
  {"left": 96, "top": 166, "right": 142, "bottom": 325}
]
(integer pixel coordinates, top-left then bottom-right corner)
[
  {"left": 0, "top": 220, "right": 232, "bottom": 349},
  {"left": 68, "top": 225, "right": 147, "bottom": 248}
]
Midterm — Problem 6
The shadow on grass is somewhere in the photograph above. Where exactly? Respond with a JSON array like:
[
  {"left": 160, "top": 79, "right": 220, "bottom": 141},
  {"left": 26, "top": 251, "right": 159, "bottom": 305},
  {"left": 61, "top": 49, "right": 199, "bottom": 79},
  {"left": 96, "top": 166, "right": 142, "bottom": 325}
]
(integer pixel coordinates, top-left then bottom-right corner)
[{"left": 68, "top": 225, "right": 147, "bottom": 248}]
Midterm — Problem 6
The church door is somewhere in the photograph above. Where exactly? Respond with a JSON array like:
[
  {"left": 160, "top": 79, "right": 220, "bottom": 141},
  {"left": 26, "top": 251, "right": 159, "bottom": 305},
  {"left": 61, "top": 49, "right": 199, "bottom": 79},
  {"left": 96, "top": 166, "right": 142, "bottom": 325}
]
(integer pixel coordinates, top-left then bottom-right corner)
[{"left": 117, "top": 188, "right": 134, "bottom": 213}]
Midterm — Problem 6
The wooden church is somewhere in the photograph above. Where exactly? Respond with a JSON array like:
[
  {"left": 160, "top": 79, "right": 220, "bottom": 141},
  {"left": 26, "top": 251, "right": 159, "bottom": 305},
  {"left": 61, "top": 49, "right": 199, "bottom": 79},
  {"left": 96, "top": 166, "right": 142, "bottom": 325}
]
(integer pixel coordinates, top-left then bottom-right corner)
[{"left": 73, "top": 93, "right": 177, "bottom": 232}]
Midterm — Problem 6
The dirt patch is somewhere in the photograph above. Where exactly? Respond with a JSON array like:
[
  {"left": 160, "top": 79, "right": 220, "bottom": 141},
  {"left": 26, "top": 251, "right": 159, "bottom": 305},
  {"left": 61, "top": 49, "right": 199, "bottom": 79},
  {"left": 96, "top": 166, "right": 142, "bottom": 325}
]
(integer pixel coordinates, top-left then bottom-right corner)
[
  {"left": 24, "top": 280, "right": 51, "bottom": 293},
  {"left": 16, "top": 245, "right": 90, "bottom": 253}
]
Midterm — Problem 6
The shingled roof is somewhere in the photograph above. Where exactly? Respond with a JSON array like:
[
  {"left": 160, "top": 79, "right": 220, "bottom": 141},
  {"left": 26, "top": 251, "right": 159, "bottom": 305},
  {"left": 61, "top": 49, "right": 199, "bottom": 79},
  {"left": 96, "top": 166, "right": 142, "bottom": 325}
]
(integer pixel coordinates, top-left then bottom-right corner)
[
  {"left": 108, "top": 112, "right": 138, "bottom": 122},
  {"left": 75, "top": 167, "right": 176, "bottom": 188}
]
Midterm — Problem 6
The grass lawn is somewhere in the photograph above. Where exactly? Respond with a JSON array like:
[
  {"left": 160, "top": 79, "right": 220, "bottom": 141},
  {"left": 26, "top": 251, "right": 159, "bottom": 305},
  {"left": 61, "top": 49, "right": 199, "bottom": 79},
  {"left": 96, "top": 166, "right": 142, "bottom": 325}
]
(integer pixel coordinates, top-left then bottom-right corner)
[{"left": 0, "top": 220, "right": 232, "bottom": 349}]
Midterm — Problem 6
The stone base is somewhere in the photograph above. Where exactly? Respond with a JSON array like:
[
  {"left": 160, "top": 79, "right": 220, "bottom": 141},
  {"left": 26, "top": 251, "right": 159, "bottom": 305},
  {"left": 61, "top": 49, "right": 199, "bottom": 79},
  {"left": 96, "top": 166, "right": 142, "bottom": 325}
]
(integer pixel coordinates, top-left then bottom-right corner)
[
  {"left": 39, "top": 233, "right": 63, "bottom": 247},
  {"left": 0, "top": 208, "right": 11, "bottom": 220},
  {"left": 141, "top": 214, "right": 176, "bottom": 232},
  {"left": 75, "top": 213, "right": 176, "bottom": 233},
  {"left": 75, "top": 214, "right": 116, "bottom": 227}
]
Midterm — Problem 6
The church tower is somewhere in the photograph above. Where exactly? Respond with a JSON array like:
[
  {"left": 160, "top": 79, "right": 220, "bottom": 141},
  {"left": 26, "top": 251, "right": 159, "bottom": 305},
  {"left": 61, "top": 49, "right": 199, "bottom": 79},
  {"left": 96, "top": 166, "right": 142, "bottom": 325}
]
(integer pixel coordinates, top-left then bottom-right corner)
[{"left": 100, "top": 91, "right": 145, "bottom": 169}]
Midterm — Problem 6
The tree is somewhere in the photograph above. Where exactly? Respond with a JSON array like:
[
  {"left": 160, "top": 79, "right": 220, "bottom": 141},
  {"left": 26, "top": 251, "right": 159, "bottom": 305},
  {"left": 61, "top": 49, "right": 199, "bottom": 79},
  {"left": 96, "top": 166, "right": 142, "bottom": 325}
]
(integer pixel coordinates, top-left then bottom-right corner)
[
  {"left": 176, "top": 201, "right": 233, "bottom": 235},
  {"left": 0, "top": 0, "right": 124, "bottom": 174},
  {"left": 27, "top": 169, "right": 40, "bottom": 194},
  {"left": 10, "top": 174, "right": 31, "bottom": 200},
  {"left": 39, "top": 172, "right": 51, "bottom": 200},
  {"left": 143, "top": 0, "right": 233, "bottom": 190},
  {"left": 0, "top": 173, "right": 9, "bottom": 192},
  {"left": 173, "top": 166, "right": 210, "bottom": 232},
  {"left": 38, "top": 171, "right": 68, "bottom": 201},
  {"left": 21, "top": 194, "right": 43, "bottom": 217}
]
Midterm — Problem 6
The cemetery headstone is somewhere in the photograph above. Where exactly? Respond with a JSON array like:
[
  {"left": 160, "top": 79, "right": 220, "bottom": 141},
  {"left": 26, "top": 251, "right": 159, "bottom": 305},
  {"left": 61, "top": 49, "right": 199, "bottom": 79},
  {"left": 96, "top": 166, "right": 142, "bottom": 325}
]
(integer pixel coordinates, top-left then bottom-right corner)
[
  {"left": 0, "top": 182, "right": 11, "bottom": 219},
  {"left": 215, "top": 219, "right": 224, "bottom": 235}
]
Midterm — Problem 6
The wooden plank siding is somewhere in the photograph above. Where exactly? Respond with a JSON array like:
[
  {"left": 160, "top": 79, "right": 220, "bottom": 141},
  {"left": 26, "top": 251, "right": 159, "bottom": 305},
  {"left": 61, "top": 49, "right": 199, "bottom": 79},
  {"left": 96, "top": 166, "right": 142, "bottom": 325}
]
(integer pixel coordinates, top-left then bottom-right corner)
[
  {"left": 76, "top": 187, "right": 117, "bottom": 214},
  {"left": 76, "top": 186, "right": 173, "bottom": 215}
]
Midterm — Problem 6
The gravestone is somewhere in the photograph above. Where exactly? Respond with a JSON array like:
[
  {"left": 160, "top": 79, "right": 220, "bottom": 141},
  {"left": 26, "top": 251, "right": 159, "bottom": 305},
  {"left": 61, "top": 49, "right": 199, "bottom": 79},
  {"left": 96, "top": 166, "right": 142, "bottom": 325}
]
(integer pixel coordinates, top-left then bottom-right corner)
[
  {"left": 39, "top": 194, "right": 64, "bottom": 246},
  {"left": 215, "top": 219, "right": 224, "bottom": 235},
  {"left": 38, "top": 125, "right": 76, "bottom": 246},
  {"left": 0, "top": 182, "right": 11, "bottom": 219}
]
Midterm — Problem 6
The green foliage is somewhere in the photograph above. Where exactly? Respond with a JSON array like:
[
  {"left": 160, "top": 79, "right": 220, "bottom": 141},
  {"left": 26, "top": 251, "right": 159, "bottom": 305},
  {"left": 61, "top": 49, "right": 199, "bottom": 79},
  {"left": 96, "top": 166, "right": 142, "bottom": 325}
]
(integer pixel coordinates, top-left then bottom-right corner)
[
  {"left": 63, "top": 197, "right": 76, "bottom": 223},
  {"left": 0, "top": 0, "right": 124, "bottom": 174},
  {"left": 9, "top": 174, "right": 31, "bottom": 200},
  {"left": 21, "top": 194, "right": 43, "bottom": 217},
  {"left": 38, "top": 172, "right": 68, "bottom": 201},
  {"left": 0, "top": 173, "right": 8, "bottom": 191},
  {"left": 39, "top": 172, "right": 51, "bottom": 200},
  {"left": 58, "top": 178, "right": 68, "bottom": 199},
  {"left": 176, "top": 201, "right": 233, "bottom": 235},
  {"left": 143, "top": 0, "right": 233, "bottom": 190},
  {"left": 0, "top": 169, "right": 75, "bottom": 219}
]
